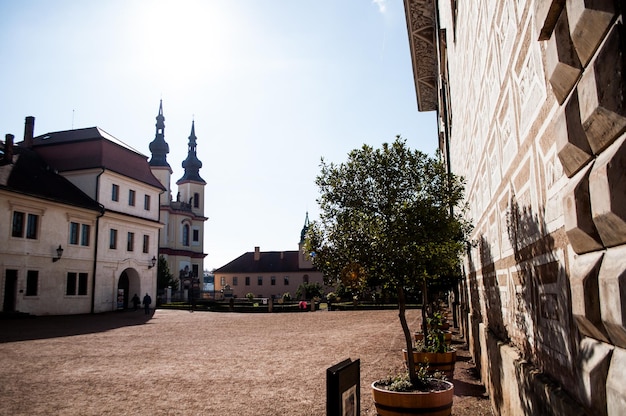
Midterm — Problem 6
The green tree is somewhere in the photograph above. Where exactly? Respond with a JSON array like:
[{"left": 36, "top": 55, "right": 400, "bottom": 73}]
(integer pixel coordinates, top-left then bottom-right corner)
[
  {"left": 304, "top": 138, "right": 471, "bottom": 384},
  {"left": 157, "top": 255, "right": 178, "bottom": 291},
  {"left": 295, "top": 282, "right": 324, "bottom": 300}
]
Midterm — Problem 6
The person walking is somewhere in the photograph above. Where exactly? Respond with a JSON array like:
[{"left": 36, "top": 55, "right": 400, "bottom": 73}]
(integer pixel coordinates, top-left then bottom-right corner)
[
  {"left": 131, "top": 294, "right": 140, "bottom": 311},
  {"left": 142, "top": 293, "right": 152, "bottom": 315}
]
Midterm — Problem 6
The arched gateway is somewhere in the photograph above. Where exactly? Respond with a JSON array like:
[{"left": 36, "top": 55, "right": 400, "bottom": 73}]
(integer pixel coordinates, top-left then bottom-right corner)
[{"left": 117, "top": 268, "right": 141, "bottom": 310}]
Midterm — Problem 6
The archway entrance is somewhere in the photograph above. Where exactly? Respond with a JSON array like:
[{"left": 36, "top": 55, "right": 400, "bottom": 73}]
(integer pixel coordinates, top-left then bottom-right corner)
[
  {"left": 117, "top": 271, "right": 130, "bottom": 309},
  {"left": 117, "top": 268, "right": 141, "bottom": 310}
]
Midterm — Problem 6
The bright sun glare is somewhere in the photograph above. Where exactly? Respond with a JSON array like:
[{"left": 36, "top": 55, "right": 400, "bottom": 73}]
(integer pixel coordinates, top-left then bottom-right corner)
[{"left": 131, "top": 0, "right": 232, "bottom": 86}]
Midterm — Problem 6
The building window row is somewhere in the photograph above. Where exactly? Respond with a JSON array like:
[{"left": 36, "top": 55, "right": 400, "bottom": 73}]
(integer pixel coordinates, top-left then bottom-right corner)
[
  {"left": 221, "top": 275, "right": 292, "bottom": 287},
  {"left": 6, "top": 269, "right": 39, "bottom": 297},
  {"left": 11, "top": 270, "right": 89, "bottom": 297},
  {"left": 108, "top": 229, "right": 149, "bottom": 253},
  {"left": 12, "top": 211, "right": 93, "bottom": 247},
  {"left": 111, "top": 183, "right": 151, "bottom": 211}
]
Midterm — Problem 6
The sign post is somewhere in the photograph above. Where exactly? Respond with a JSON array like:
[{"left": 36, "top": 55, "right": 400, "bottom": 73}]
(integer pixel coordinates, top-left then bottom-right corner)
[{"left": 327, "top": 358, "right": 360, "bottom": 416}]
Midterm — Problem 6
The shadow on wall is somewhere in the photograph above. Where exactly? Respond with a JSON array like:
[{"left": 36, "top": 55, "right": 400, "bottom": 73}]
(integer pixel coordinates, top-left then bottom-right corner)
[{"left": 473, "top": 194, "right": 578, "bottom": 415}]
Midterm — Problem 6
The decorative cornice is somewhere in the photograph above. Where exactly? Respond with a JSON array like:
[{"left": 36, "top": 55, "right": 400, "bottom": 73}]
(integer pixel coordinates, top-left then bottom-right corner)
[{"left": 404, "top": 0, "right": 438, "bottom": 112}]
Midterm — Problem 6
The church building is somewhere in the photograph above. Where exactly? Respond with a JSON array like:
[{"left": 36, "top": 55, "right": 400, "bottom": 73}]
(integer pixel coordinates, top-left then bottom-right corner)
[{"left": 148, "top": 101, "right": 207, "bottom": 286}]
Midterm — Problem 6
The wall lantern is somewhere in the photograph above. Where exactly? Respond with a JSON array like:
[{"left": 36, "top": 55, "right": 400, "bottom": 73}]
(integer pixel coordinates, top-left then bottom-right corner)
[
  {"left": 149, "top": 256, "right": 157, "bottom": 269},
  {"left": 52, "top": 245, "right": 64, "bottom": 262}
]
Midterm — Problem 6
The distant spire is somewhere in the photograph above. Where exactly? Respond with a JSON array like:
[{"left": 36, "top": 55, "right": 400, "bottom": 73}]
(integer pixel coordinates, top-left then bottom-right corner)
[
  {"left": 300, "top": 212, "right": 310, "bottom": 244},
  {"left": 149, "top": 100, "right": 170, "bottom": 167},
  {"left": 177, "top": 119, "right": 205, "bottom": 184}
]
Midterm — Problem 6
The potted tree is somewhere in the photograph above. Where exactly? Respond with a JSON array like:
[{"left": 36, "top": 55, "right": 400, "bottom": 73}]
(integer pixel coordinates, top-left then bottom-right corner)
[{"left": 305, "top": 138, "right": 471, "bottom": 414}]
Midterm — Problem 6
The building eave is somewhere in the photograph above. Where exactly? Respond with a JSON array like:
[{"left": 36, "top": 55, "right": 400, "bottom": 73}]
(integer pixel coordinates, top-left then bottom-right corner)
[{"left": 404, "top": 0, "right": 438, "bottom": 112}]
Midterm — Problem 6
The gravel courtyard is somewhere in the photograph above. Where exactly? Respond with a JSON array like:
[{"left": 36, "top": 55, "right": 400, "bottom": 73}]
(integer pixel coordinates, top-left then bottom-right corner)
[{"left": 0, "top": 308, "right": 491, "bottom": 415}]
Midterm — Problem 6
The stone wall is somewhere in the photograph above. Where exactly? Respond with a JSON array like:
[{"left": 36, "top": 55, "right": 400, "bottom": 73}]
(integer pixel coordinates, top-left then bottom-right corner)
[{"left": 412, "top": 0, "right": 626, "bottom": 414}]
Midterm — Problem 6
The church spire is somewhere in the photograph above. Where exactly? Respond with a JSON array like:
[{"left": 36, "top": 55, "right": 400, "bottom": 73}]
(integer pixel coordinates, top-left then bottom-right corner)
[
  {"left": 149, "top": 100, "right": 170, "bottom": 167},
  {"left": 300, "top": 212, "right": 310, "bottom": 244},
  {"left": 177, "top": 119, "right": 206, "bottom": 184}
]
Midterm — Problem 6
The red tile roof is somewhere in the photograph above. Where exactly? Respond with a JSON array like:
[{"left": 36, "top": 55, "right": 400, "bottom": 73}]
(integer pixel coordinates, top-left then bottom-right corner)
[
  {"left": 215, "top": 250, "right": 316, "bottom": 274},
  {"left": 31, "top": 127, "right": 165, "bottom": 190}
]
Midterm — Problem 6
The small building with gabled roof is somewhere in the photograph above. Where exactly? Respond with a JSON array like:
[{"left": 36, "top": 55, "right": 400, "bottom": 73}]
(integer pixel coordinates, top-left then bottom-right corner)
[{"left": 213, "top": 214, "right": 324, "bottom": 299}]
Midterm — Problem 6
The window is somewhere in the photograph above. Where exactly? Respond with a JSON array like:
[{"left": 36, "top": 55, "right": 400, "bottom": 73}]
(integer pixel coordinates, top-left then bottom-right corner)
[
  {"left": 128, "top": 190, "right": 136, "bottom": 206},
  {"left": 12, "top": 212, "right": 38, "bottom": 239},
  {"left": 284, "top": 276, "right": 289, "bottom": 285},
  {"left": 142, "top": 235, "right": 149, "bottom": 253},
  {"left": 70, "top": 222, "right": 79, "bottom": 244},
  {"left": 112, "top": 184, "right": 119, "bottom": 201},
  {"left": 220, "top": 276, "right": 226, "bottom": 286},
  {"left": 70, "top": 222, "right": 90, "bottom": 246},
  {"left": 109, "top": 229, "right": 118, "bottom": 249},
  {"left": 12, "top": 211, "right": 24, "bottom": 237},
  {"left": 26, "top": 270, "right": 38, "bottom": 296},
  {"left": 26, "top": 214, "right": 38, "bottom": 239},
  {"left": 81, "top": 224, "right": 90, "bottom": 246},
  {"left": 245, "top": 276, "right": 250, "bottom": 286},
  {"left": 192, "top": 264, "right": 199, "bottom": 278},
  {"left": 271, "top": 276, "right": 276, "bottom": 286},
  {"left": 257, "top": 276, "right": 263, "bottom": 286},
  {"left": 182, "top": 225, "right": 189, "bottom": 246},
  {"left": 66, "top": 272, "right": 88, "bottom": 296},
  {"left": 127, "top": 232, "right": 134, "bottom": 251},
  {"left": 233, "top": 276, "right": 238, "bottom": 286},
  {"left": 144, "top": 194, "right": 150, "bottom": 210},
  {"left": 192, "top": 229, "right": 199, "bottom": 242},
  {"left": 193, "top": 192, "right": 200, "bottom": 208}
]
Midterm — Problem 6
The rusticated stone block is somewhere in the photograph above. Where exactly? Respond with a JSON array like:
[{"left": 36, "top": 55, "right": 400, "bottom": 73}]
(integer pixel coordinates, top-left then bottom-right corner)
[
  {"left": 557, "top": 91, "right": 593, "bottom": 177},
  {"left": 536, "top": 0, "right": 566, "bottom": 40},
  {"left": 598, "top": 245, "right": 626, "bottom": 349},
  {"left": 577, "top": 337, "right": 613, "bottom": 416},
  {"left": 566, "top": 0, "right": 616, "bottom": 66},
  {"left": 563, "top": 164, "right": 604, "bottom": 254},
  {"left": 570, "top": 250, "right": 609, "bottom": 341},
  {"left": 547, "top": 7, "right": 582, "bottom": 104},
  {"left": 606, "top": 347, "right": 626, "bottom": 416},
  {"left": 589, "top": 134, "right": 626, "bottom": 247},
  {"left": 578, "top": 22, "right": 626, "bottom": 154}
]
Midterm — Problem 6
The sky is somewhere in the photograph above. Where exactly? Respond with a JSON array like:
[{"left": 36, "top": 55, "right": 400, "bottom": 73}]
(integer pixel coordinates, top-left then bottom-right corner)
[{"left": 0, "top": 0, "right": 438, "bottom": 271}]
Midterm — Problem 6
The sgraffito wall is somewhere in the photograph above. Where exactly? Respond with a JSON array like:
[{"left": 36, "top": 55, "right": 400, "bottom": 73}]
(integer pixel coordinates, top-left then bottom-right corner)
[{"left": 405, "top": 0, "right": 625, "bottom": 414}]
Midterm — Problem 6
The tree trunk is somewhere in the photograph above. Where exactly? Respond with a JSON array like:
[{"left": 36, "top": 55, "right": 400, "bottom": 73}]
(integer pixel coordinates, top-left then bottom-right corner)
[
  {"left": 397, "top": 286, "right": 417, "bottom": 383},
  {"left": 421, "top": 279, "right": 429, "bottom": 349}
]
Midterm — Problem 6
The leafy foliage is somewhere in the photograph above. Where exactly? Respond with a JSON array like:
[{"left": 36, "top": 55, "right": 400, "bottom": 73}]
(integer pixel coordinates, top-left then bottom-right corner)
[
  {"left": 295, "top": 282, "right": 324, "bottom": 300},
  {"left": 157, "top": 255, "right": 178, "bottom": 291},
  {"left": 377, "top": 366, "right": 446, "bottom": 392},
  {"left": 305, "top": 138, "right": 471, "bottom": 384}
]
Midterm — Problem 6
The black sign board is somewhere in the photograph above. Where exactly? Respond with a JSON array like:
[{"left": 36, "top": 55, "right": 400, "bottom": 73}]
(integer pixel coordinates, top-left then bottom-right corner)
[{"left": 327, "top": 358, "right": 360, "bottom": 416}]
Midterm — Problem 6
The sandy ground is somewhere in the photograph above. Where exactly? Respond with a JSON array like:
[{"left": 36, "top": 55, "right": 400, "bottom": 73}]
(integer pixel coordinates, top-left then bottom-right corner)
[{"left": 0, "top": 308, "right": 491, "bottom": 415}]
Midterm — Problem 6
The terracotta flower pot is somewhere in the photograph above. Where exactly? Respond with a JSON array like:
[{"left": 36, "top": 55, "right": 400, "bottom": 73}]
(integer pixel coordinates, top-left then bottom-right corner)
[
  {"left": 403, "top": 349, "right": 456, "bottom": 380},
  {"left": 371, "top": 379, "right": 454, "bottom": 416}
]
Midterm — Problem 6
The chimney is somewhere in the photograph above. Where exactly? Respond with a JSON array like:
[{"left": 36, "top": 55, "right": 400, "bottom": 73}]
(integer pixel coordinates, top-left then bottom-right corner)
[
  {"left": 24, "top": 116, "right": 35, "bottom": 148},
  {"left": 3, "top": 134, "right": 14, "bottom": 164},
  {"left": 254, "top": 246, "right": 260, "bottom": 261}
]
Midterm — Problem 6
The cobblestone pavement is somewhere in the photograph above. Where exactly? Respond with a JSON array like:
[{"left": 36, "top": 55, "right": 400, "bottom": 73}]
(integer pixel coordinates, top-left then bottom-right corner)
[{"left": 0, "top": 309, "right": 492, "bottom": 415}]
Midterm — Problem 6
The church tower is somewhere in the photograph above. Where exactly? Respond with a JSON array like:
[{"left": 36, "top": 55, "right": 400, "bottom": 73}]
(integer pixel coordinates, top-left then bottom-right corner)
[
  {"left": 148, "top": 100, "right": 172, "bottom": 206},
  {"left": 176, "top": 120, "right": 206, "bottom": 218},
  {"left": 148, "top": 102, "right": 207, "bottom": 284},
  {"left": 298, "top": 212, "right": 313, "bottom": 269}
]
